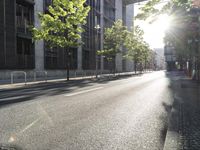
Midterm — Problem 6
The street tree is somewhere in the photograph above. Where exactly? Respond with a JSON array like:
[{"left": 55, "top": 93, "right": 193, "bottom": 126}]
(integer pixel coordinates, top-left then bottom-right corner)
[
  {"left": 124, "top": 26, "right": 151, "bottom": 73},
  {"left": 97, "top": 20, "right": 128, "bottom": 72},
  {"left": 32, "top": 0, "right": 90, "bottom": 80}
]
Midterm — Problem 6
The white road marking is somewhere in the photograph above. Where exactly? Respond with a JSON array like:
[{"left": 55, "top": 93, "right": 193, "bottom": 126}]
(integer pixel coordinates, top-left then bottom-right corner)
[
  {"left": 21, "top": 118, "right": 40, "bottom": 133},
  {"left": 64, "top": 87, "right": 103, "bottom": 97},
  {"left": 0, "top": 95, "right": 27, "bottom": 101}
]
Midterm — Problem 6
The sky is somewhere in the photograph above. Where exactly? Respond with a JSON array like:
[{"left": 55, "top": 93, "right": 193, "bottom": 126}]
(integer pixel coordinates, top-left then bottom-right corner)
[{"left": 133, "top": 1, "right": 170, "bottom": 49}]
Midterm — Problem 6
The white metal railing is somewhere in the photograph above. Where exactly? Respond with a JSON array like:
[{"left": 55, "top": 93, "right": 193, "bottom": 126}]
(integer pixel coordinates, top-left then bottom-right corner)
[
  {"left": 34, "top": 71, "right": 47, "bottom": 82},
  {"left": 11, "top": 71, "right": 27, "bottom": 85}
]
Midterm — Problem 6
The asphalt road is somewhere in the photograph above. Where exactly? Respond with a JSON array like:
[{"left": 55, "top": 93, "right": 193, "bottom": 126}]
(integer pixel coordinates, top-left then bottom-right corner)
[{"left": 0, "top": 71, "right": 174, "bottom": 150}]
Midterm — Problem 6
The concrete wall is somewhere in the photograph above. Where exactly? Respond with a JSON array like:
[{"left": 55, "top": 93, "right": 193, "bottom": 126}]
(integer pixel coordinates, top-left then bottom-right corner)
[
  {"left": 34, "top": 0, "right": 44, "bottom": 71},
  {"left": 126, "top": 4, "right": 134, "bottom": 30},
  {"left": 100, "top": 0, "right": 104, "bottom": 71},
  {"left": 125, "top": 4, "right": 135, "bottom": 72},
  {"left": 77, "top": 38, "right": 82, "bottom": 70},
  {"left": 115, "top": 0, "right": 123, "bottom": 72}
]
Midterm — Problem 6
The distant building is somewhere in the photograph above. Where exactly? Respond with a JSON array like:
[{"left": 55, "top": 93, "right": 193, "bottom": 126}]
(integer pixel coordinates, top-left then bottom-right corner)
[
  {"left": 154, "top": 48, "right": 165, "bottom": 70},
  {"left": 164, "top": 43, "right": 176, "bottom": 71}
]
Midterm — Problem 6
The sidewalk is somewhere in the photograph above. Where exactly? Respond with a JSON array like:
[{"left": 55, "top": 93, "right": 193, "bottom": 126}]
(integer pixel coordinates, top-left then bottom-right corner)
[
  {"left": 164, "top": 73, "right": 200, "bottom": 150},
  {"left": 0, "top": 71, "right": 143, "bottom": 91}
]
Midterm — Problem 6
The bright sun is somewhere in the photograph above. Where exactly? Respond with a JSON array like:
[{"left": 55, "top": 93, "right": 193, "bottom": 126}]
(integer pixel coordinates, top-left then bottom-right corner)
[
  {"left": 153, "top": 14, "right": 171, "bottom": 32},
  {"left": 134, "top": 1, "right": 172, "bottom": 48},
  {"left": 137, "top": 14, "right": 172, "bottom": 48}
]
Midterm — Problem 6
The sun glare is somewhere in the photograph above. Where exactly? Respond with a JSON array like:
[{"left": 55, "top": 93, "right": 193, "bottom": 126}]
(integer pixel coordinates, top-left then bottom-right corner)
[
  {"left": 138, "top": 14, "right": 172, "bottom": 48},
  {"left": 154, "top": 14, "right": 171, "bottom": 32}
]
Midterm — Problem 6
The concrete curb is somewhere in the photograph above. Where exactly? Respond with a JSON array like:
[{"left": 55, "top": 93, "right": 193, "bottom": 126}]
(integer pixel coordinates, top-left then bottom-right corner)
[
  {"left": 0, "top": 72, "right": 145, "bottom": 91},
  {"left": 163, "top": 77, "right": 183, "bottom": 150},
  {"left": 163, "top": 102, "right": 180, "bottom": 150}
]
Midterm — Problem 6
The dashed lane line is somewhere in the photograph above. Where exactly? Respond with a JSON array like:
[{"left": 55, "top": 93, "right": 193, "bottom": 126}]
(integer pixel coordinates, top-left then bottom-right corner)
[{"left": 64, "top": 87, "right": 103, "bottom": 97}]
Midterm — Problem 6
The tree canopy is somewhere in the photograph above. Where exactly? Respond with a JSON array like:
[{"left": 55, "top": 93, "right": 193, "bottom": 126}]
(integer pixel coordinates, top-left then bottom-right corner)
[
  {"left": 135, "top": 0, "right": 192, "bottom": 21},
  {"left": 97, "top": 19, "right": 152, "bottom": 72},
  {"left": 97, "top": 20, "right": 128, "bottom": 60},
  {"left": 124, "top": 26, "right": 152, "bottom": 72},
  {"left": 32, "top": 0, "right": 90, "bottom": 48}
]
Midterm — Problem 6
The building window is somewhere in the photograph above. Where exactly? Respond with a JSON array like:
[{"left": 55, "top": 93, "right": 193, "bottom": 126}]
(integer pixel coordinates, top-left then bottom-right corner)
[
  {"left": 16, "top": 3, "right": 33, "bottom": 34},
  {"left": 16, "top": 38, "right": 34, "bottom": 69},
  {"left": 82, "top": 50, "right": 90, "bottom": 70},
  {"left": 44, "top": 43, "right": 58, "bottom": 69},
  {"left": 17, "top": 38, "right": 33, "bottom": 55}
]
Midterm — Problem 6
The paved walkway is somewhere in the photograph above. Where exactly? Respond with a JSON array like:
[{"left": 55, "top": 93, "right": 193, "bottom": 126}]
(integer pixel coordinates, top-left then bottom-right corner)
[{"left": 164, "top": 72, "right": 200, "bottom": 150}]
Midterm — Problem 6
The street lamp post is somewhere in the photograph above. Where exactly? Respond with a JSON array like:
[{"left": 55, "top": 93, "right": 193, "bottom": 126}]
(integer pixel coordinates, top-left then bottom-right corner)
[{"left": 94, "top": 24, "right": 101, "bottom": 78}]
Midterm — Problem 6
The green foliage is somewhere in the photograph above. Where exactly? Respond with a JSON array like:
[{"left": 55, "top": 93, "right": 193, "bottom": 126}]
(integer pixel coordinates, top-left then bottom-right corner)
[
  {"left": 97, "top": 20, "right": 128, "bottom": 60},
  {"left": 32, "top": 0, "right": 90, "bottom": 48},
  {"left": 135, "top": 0, "right": 160, "bottom": 20},
  {"left": 135, "top": 0, "right": 192, "bottom": 21},
  {"left": 124, "top": 26, "right": 151, "bottom": 65},
  {"left": 97, "top": 20, "right": 152, "bottom": 69}
]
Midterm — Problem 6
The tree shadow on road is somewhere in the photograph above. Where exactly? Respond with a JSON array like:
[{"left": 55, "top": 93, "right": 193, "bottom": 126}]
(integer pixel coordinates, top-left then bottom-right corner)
[{"left": 0, "top": 74, "right": 143, "bottom": 107}]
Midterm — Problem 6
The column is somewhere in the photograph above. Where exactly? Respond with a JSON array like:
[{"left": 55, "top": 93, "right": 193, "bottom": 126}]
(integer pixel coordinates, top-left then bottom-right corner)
[
  {"left": 125, "top": 4, "right": 135, "bottom": 71},
  {"left": 100, "top": 0, "right": 104, "bottom": 71},
  {"left": 77, "top": 38, "right": 82, "bottom": 70},
  {"left": 34, "top": 0, "right": 44, "bottom": 71},
  {"left": 115, "top": 0, "right": 123, "bottom": 72}
]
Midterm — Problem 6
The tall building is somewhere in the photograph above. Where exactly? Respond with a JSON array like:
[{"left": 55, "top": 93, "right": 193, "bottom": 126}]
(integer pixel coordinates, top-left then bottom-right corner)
[{"left": 0, "top": 0, "right": 139, "bottom": 80}]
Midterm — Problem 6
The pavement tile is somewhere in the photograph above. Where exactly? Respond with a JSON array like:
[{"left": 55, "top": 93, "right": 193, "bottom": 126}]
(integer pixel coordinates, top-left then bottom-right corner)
[{"left": 164, "top": 76, "right": 200, "bottom": 150}]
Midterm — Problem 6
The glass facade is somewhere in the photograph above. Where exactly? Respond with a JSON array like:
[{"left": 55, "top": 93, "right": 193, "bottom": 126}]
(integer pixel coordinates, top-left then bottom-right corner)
[
  {"left": 16, "top": 2, "right": 33, "bottom": 35},
  {"left": 104, "top": 0, "right": 115, "bottom": 28},
  {"left": 16, "top": 0, "right": 35, "bottom": 69},
  {"left": 82, "top": 0, "right": 101, "bottom": 70},
  {"left": 0, "top": 0, "right": 35, "bottom": 69},
  {"left": 0, "top": 0, "right": 117, "bottom": 70}
]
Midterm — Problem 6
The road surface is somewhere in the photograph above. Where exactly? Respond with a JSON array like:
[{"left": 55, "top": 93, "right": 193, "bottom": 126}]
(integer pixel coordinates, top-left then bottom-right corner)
[{"left": 0, "top": 71, "right": 174, "bottom": 150}]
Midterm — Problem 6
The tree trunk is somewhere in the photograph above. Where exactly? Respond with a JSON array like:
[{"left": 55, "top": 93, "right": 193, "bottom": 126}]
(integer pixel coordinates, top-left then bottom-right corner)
[
  {"left": 145, "top": 60, "right": 147, "bottom": 73},
  {"left": 66, "top": 47, "right": 70, "bottom": 81},
  {"left": 134, "top": 62, "right": 137, "bottom": 74}
]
